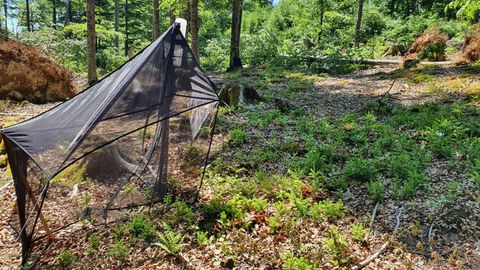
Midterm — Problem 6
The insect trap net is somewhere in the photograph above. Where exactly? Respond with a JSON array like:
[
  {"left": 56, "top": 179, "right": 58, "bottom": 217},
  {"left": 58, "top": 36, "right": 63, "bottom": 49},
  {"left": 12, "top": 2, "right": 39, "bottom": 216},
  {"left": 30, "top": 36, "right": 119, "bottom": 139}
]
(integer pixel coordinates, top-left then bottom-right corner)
[{"left": 1, "top": 23, "right": 219, "bottom": 264}]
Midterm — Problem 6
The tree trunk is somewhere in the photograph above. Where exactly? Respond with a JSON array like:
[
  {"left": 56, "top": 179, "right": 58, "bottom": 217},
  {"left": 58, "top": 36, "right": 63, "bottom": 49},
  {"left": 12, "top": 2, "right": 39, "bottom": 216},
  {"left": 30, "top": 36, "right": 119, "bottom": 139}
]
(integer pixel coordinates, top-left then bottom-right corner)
[
  {"left": 190, "top": 0, "right": 199, "bottom": 61},
  {"left": 25, "top": 0, "right": 31, "bottom": 31},
  {"left": 227, "top": 0, "right": 243, "bottom": 72},
  {"left": 87, "top": 0, "right": 98, "bottom": 84},
  {"left": 152, "top": 0, "right": 159, "bottom": 40},
  {"left": 405, "top": 0, "right": 410, "bottom": 17},
  {"left": 114, "top": 0, "right": 119, "bottom": 47},
  {"left": 52, "top": 0, "right": 56, "bottom": 29},
  {"left": 169, "top": 3, "right": 175, "bottom": 25},
  {"left": 319, "top": 0, "right": 324, "bottom": 26},
  {"left": 388, "top": 0, "right": 395, "bottom": 15},
  {"left": 354, "top": 0, "right": 364, "bottom": 48},
  {"left": 3, "top": 0, "right": 7, "bottom": 35},
  {"left": 63, "top": 0, "right": 72, "bottom": 26},
  {"left": 125, "top": 0, "right": 129, "bottom": 57},
  {"left": 180, "top": 2, "right": 189, "bottom": 41}
]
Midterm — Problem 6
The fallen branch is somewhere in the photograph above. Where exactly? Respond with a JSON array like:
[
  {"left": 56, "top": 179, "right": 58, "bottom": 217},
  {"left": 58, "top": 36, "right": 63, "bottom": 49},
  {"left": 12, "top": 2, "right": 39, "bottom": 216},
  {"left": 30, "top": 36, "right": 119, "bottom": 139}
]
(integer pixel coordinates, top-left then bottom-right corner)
[
  {"left": 377, "top": 78, "right": 398, "bottom": 104},
  {"left": 366, "top": 202, "right": 380, "bottom": 241},
  {"left": 349, "top": 206, "right": 404, "bottom": 270},
  {"left": 369, "top": 202, "right": 380, "bottom": 229},
  {"left": 0, "top": 180, "right": 13, "bottom": 193},
  {"left": 394, "top": 206, "right": 404, "bottom": 234}
]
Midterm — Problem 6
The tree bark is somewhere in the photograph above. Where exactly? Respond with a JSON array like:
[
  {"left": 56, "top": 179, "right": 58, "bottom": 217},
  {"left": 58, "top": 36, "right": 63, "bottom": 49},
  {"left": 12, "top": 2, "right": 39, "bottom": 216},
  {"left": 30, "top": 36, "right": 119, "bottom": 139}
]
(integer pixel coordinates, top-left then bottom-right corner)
[
  {"left": 65, "top": 0, "right": 72, "bottom": 25},
  {"left": 227, "top": 0, "right": 243, "bottom": 72},
  {"left": 114, "top": 0, "right": 119, "bottom": 47},
  {"left": 388, "top": 0, "right": 395, "bottom": 15},
  {"left": 25, "top": 0, "right": 31, "bottom": 31},
  {"left": 190, "top": 0, "right": 199, "bottom": 61},
  {"left": 169, "top": 5, "right": 175, "bottom": 25},
  {"left": 87, "top": 0, "right": 98, "bottom": 84},
  {"left": 125, "top": 0, "right": 129, "bottom": 57},
  {"left": 319, "top": 0, "right": 325, "bottom": 26},
  {"left": 405, "top": 0, "right": 411, "bottom": 17},
  {"left": 354, "top": 0, "right": 364, "bottom": 48},
  {"left": 2, "top": 0, "right": 7, "bottom": 35},
  {"left": 152, "top": 0, "right": 159, "bottom": 40},
  {"left": 52, "top": 0, "right": 56, "bottom": 29}
]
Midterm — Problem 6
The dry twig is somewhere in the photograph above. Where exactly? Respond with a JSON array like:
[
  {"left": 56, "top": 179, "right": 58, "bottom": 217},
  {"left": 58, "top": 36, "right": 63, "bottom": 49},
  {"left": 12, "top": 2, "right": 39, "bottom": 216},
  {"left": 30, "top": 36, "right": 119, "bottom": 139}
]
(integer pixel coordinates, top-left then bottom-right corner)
[{"left": 349, "top": 206, "right": 404, "bottom": 270}]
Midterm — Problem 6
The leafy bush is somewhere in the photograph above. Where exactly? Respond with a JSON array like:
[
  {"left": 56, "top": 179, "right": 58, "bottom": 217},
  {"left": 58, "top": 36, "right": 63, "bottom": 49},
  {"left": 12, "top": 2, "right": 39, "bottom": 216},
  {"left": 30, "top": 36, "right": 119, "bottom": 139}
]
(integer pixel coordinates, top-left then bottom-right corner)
[
  {"left": 360, "top": 6, "right": 388, "bottom": 43},
  {"left": 400, "top": 171, "right": 429, "bottom": 199},
  {"left": 344, "top": 157, "right": 377, "bottom": 182},
  {"left": 283, "top": 252, "right": 314, "bottom": 270},
  {"left": 324, "top": 176, "right": 347, "bottom": 192},
  {"left": 128, "top": 214, "right": 156, "bottom": 242},
  {"left": 310, "top": 199, "right": 348, "bottom": 222},
  {"left": 418, "top": 42, "right": 446, "bottom": 61},
  {"left": 96, "top": 47, "right": 127, "bottom": 75},
  {"left": 87, "top": 235, "right": 100, "bottom": 254},
  {"left": 242, "top": 28, "right": 279, "bottom": 66},
  {"left": 107, "top": 239, "right": 130, "bottom": 261},
  {"left": 196, "top": 231, "right": 209, "bottom": 246},
  {"left": 228, "top": 129, "right": 248, "bottom": 145},
  {"left": 202, "top": 37, "right": 230, "bottom": 71},
  {"left": 166, "top": 198, "right": 198, "bottom": 225},
  {"left": 58, "top": 250, "right": 77, "bottom": 269},
  {"left": 366, "top": 180, "right": 385, "bottom": 202},
  {"left": 155, "top": 222, "right": 187, "bottom": 256},
  {"left": 350, "top": 222, "right": 369, "bottom": 242},
  {"left": 323, "top": 226, "right": 348, "bottom": 257}
]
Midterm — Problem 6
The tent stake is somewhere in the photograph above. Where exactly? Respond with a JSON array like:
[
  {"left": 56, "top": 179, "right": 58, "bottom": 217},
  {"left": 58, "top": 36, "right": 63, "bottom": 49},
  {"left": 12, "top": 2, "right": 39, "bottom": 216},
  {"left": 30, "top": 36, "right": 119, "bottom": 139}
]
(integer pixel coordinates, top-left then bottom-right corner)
[{"left": 21, "top": 178, "right": 54, "bottom": 241}]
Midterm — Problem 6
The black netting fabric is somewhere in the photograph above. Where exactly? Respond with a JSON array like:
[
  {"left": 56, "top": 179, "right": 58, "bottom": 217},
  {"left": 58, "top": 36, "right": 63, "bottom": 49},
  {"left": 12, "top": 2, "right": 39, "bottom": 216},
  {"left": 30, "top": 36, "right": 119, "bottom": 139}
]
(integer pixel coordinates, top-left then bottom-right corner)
[{"left": 1, "top": 23, "right": 219, "bottom": 263}]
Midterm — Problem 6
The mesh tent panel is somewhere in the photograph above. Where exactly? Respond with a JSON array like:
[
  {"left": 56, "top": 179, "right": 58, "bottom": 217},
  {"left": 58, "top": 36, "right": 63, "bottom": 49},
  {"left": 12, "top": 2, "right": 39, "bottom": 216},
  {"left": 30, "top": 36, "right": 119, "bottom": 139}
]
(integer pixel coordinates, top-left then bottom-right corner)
[{"left": 1, "top": 23, "right": 219, "bottom": 264}]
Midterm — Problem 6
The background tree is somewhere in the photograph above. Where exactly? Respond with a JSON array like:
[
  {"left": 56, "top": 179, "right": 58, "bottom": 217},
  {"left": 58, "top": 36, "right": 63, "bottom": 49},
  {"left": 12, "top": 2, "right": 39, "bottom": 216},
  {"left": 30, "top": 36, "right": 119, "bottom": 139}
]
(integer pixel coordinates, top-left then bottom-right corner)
[
  {"left": 65, "top": 0, "right": 72, "bottom": 25},
  {"left": 1, "top": 0, "right": 7, "bottom": 35},
  {"left": 86, "top": 0, "right": 97, "bottom": 84},
  {"left": 354, "top": 0, "right": 364, "bottom": 47},
  {"left": 227, "top": 0, "right": 243, "bottom": 71},
  {"left": 51, "top": 0, "right": 56, "bottom": 28},
  {"left": 190, "top": 0, "right": 199, "bottom": 60},
  {"left": 26, "top": 0, "right": 31, "bottom": 31},
  {"left": 153, "top": 0, "right": 159, "bottom": 40}
]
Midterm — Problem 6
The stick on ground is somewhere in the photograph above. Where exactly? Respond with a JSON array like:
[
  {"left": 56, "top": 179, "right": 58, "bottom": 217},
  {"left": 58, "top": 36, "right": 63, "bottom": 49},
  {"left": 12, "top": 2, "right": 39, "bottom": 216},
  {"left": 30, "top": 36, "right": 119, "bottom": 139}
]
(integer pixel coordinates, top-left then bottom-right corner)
[{"left": 349, "top": 206, "right": 404, "bottom": 270}]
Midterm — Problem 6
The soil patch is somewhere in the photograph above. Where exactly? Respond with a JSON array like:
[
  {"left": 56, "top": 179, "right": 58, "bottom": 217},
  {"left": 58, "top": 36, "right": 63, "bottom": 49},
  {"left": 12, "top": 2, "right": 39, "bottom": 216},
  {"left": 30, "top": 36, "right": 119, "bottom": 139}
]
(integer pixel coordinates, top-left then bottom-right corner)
[{"left": 0, "top": 37, "right": 76, "bottom": 103}]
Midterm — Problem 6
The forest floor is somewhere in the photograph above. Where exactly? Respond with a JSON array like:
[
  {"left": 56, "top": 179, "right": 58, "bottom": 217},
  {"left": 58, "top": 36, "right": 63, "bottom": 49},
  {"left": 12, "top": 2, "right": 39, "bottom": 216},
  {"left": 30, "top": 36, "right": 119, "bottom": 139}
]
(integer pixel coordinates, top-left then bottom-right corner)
[{"left": 1, "top": 63, "right": 480, "bottom": 269}]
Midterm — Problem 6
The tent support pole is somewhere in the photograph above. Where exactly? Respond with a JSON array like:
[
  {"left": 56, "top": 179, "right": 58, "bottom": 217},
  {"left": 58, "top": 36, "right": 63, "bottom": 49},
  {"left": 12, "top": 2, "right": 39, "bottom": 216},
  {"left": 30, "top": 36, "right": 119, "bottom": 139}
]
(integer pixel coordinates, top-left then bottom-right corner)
[{"left": 21, "top": 178, "right": 54, "bottom": 241}]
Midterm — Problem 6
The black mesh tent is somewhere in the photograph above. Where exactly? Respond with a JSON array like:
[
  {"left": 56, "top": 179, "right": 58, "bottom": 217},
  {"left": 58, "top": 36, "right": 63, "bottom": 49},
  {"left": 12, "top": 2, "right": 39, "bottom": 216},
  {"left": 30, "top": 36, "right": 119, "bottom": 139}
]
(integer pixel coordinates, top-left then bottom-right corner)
[{"left": 1, "top": 23, "right": 219, "bottom": 263}]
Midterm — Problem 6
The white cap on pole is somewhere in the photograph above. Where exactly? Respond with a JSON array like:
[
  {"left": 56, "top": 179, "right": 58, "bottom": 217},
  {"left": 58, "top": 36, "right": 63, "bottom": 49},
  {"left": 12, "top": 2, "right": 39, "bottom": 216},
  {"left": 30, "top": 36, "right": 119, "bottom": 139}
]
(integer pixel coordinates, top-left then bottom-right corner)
[{"left": 175, "top": 18, "right": 187, "bottom": 38}]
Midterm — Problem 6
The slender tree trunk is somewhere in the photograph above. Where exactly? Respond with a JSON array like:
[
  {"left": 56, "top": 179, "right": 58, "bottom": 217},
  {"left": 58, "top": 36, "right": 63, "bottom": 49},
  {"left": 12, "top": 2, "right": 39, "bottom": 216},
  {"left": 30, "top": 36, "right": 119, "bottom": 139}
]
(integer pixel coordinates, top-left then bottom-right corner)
[
  {"left": 354, "top": 0, "right": 364, "bottom": 48},
  {"left": 114, "top": 0, "right": 119, "bottom": 47},
  {"left": 388, "top": 0, "right": 395, "bottom": 16},
  {"left": 25, "top": 0, "right": 31, "bottom": 31},
  {"left": 87, "top": 0, "right": 98, "bottom": 84},
  {"left": 319, "top": 0, "right": 324, "bottom": 26},
  {"left": 180, "top": 1, "right": 189, "bottom": 41},
  {"left": 125, "top": 0, "right": 129, "bottom": 57},
  {"left": 227, "top": 0, "right": 243, "bottom": 72},
  {"left": 152, "top": 0, "right": 159, "bottom": 40},
  {"left": 65, "top": 0, "right": 71, "bottom": 25},
  {"left": 405, "top": 0, "right": 410, "bottom": 17},
  {"left": 3, "top": 0, "right": 7, "bottom": 35},
  {"left": 52, "top": 0, "right": 56, "bottom": 29},
  {"left": 169, "top": 6, "right": 175, "bottom": 25},
  {"left": 190, "top": 0, "right": 199, "bottom": 61}
]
